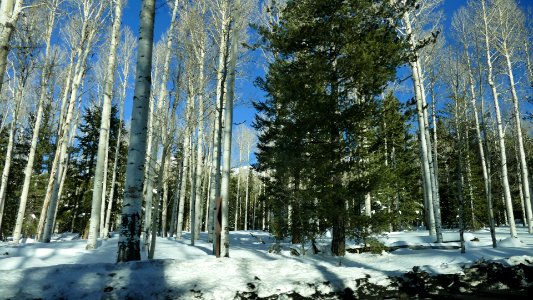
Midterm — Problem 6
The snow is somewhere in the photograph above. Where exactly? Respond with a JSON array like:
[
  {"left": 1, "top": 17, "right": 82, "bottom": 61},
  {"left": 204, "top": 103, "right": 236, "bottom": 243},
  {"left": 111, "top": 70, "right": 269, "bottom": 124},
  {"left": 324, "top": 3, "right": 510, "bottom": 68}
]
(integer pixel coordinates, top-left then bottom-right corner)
[{"left": 1, "top": 227, "right": 532, "bottom": 299}]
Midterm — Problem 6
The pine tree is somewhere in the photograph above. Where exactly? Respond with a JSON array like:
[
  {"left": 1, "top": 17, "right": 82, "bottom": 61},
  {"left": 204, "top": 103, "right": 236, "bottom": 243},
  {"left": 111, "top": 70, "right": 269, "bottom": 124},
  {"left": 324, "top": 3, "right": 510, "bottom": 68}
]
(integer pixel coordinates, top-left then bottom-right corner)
[{"left": 255, "top": 0, "right": 411, "bottom": 256}]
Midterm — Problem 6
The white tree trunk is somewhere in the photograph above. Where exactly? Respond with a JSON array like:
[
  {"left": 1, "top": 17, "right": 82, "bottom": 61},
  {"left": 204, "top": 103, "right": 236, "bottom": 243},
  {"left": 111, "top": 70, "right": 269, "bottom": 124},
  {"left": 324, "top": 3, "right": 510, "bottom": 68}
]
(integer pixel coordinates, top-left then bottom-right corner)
[
  {"left": 35, "top": 46, "right": 78, "bottom": 240},
  {"left": 208, "top": 0, "right": 231, "bottom": 246},
  {"left": 12, "top": 1, "right": 58, "bottom": 244},
  {"left": 161, "top": 152, "right": 170, "bottom": 237},
  {"left": 0, "top": 0, "right": 23, "bottom": 93},
  {"left": 117, "top": 0, "right": 155, "bottom": 262},
  {"left": 460, "top": 20, "right": 497, "bottom": 247},
  {"left": 87, "top": 0, "right": 123, "bottom": 249},
  {"left": 192, "top": 50, "right": 206, "bottom": 242},
  {"left": 176, "top": 77, "right": 195, "bottom": 239},
  {"left": 103, "top": 28, "right": 134, "bottom": 239},
  {"left": 0, "top": 79, "right": 23, "bottom": 232},
  {"left": 43, "top": 2, "right": 104, "bottom": 243},
  {"left": 244, "top": 167, "right": 250, "bottom": 230},
  {"left": 220, "top": 10, "right": 240, "bottom": 257},
  {"left": 234, "top": 159, "right": 242, "bottom": 230},
  {"left": 480, "top": 0, "right": 516, "bottom": 238},
  {"left": 503, "top": 48, "right": 532, "bottom": 233},
  {"left": 402, "top": 11, "right": 436, "bottom": 239}
]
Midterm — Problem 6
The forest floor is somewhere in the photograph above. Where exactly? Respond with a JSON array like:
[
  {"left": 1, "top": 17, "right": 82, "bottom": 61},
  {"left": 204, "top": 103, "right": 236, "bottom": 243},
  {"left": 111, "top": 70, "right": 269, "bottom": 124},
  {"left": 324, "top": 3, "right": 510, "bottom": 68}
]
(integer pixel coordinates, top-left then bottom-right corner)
[{"left": 0, "top": 227, "right": 532, "bottom": 299}]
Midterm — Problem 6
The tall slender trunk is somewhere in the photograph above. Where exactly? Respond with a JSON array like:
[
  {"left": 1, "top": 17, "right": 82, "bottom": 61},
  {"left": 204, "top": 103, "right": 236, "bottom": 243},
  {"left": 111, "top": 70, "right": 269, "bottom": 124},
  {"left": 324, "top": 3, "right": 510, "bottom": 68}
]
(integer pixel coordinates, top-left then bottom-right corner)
[
  {"left": 465, "top": 127, "right": 476, "bottom": 228},
  {"left": 36, "top": 51, "right": 76, "bottom": 241},
  {"left": 455, "top": 99, "right": 466, "bottom": 254},
  {"left": 0, "top": 79, "right": 24, "bottom": 232},
  {"left": 53, "top": 110, "right": 80, "bottom": 232},
  {"left": 192, "top": 51, "right": 206, "bottom": 242},
  {"left": 117, "top": 0, "right": 155, "bottom": 262},
  {"left": 234, "top": 160, "right": 242, "bottom": 230},
  {"left": 43, "top": 2, "right": 106, "bottom": 243},
  {"left": 502, "top": 45, "right": 532, "bottom": 233},
  {"left": 204, "top": 135, "right": 213, "bottom": 232},
  {"left": 148, "top": 136, "right": 171, "bottom": 259},
  {"left": 220, "top": 13, "right": 239, "bottom": 257},
  {"left": 402, "top": 11, "right": 436, "bottom": 239},
  {"left": 465, "top": 30, "right": 497, "bottom": 247},
  {"left": 161, "top": 152, "right": 170, "bottom": 237},
  {"left": 0, "top": 0, "right": 23, "bottom": 93},
  {"left": 244, "top": 167, "right": 250, "bottom": 230},
  {"left": 168, "top": 159, "right": 182, "bottom": 237},
  {"left": 176, "top": 78, "right": 195, "bottom": 239},
  {"left": 87, "top": 0, "right": 123, "bottom": 249},
  {"left": 12, "top": 1, "right": 58, "bottom": 243},
  {"left": 208, "top": 1, "right": 231, "bottom": 246},
  {"left": 144, "top": 0, "right": 180, "bottom": 248},
  {"left": 418, "top": 60, "right": 442, "bottom": 242},
  {"left": 480, "top": 0, "right": 516, "bottom": 238},
  {"left": 99, "top": 136, "right": 110, "bottom": 238}
]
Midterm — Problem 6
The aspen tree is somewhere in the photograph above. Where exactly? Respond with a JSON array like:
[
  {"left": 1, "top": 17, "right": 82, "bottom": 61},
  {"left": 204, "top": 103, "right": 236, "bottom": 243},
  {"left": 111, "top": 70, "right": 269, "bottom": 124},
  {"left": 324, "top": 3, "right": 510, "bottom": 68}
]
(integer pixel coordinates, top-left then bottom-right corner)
[
  {"left": 117, "top": 0, "right": 155, "bottom": 262},
  {"left": 103, "top": 27, "right": 136, "bottom": 239},
  {"left": 176, "top": 74, "right": 195, "bottom": 239},
  {"left": 144, "top": 0, "right": 179, "bottom": 252},
  {"left": 41, "top": 0, "right": 107, "bottom": 243},
  {"left": 492, "top": 0, "right": 531, "bottom": 233},
  {"left": 87, "top": 0, "right": 123, "bottom": 250},
  {"left": 480, "top": 0, "right": 516, "bottom": 238},
  {"left": 0, "top": 0, "right": 23, "bottom": 94},
  {"left": 452, "top": 6, "right": 497, "bottom": 247},
  {"left": 400, "top": 0, "right": 443, "bottom": 242},
  {"left": 0, "top": 65, "right": 24, "bottom": 232},
  {"left": 207, "top": 0, "right": 231, "bottom": 245},
  {"left": 220, "top": 0, "right": 242, "bottom": 257},
  {"left": 0, "top": 11, "right": 40, "bottom": 233},
  {"left": 12, "top": 0, "right": 59, "bottom": 244}
]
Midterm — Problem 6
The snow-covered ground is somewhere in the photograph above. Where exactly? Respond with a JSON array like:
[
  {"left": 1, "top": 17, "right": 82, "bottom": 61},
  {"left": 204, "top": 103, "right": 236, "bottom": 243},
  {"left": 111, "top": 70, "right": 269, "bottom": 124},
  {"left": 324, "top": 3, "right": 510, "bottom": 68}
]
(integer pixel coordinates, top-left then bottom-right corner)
[{"left": 0, "top": 227, "right": 532, "bottom": 299}]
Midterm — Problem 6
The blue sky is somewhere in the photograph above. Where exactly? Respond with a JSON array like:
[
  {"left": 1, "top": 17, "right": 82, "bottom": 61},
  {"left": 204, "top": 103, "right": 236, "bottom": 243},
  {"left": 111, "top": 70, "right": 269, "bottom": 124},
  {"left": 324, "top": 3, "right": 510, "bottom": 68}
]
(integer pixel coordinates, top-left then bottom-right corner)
[
  {"left": 119, "top": 0, "right": 471, "bottom": 127},
  {"left": 119, "top": 0, "right": 532, "bottom": 149}
]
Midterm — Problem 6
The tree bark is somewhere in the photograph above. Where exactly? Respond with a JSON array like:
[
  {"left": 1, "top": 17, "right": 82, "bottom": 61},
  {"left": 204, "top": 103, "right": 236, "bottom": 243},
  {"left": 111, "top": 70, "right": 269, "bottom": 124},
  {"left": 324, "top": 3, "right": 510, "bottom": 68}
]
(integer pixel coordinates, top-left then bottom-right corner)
[
  {"left": 12, "top": 0, "right": 58, "bottom": 243},
  {"left": 192, "top": 49, "right": 206, "bottom": 242},
  {"left": 220, "top": 9, "right": 240, "bottom": 257},
  {"left": 87, "top": 0, "right": 123, "bottom": 250},
  {"left": 0, "top": 77, "right": 24, "bottom": 232},
  {"left": 117, "top": 0, "right": 155, "bottom": 262},
  {"left": 0, "top": 0, "right": 23, "bottom": 93},
  {"left": 43, "top": 1, "right": 106, "bottom": 243},
  {"left": 176, "top": 77, "right": 195, "bottom": 239},
  {"left": 502, "top": 45, "right": 532, "bottom": 233},
  {"left": 480, "top": 0, "right": 516, "bottom": 238},
  {"left": 208, "top": 0, "right": 231, "bottom": 246},
  {"left": 402, "top": 11, "right": 437, "bottom": 239}
]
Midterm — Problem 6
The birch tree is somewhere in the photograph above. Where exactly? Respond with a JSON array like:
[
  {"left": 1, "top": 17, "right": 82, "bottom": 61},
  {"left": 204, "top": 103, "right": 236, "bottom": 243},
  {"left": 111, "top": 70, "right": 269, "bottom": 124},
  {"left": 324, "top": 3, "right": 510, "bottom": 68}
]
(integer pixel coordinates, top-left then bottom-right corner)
[{"left": 116, "top": 0, "right": 155, "bottom": 262}]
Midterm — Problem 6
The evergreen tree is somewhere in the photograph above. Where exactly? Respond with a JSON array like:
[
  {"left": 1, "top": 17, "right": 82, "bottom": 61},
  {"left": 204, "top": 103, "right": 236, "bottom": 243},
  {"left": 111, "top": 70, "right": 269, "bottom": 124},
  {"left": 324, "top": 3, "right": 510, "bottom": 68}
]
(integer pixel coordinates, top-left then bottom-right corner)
[{"left": 255, "top": 0, "right": 411, "bottom": 256}]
